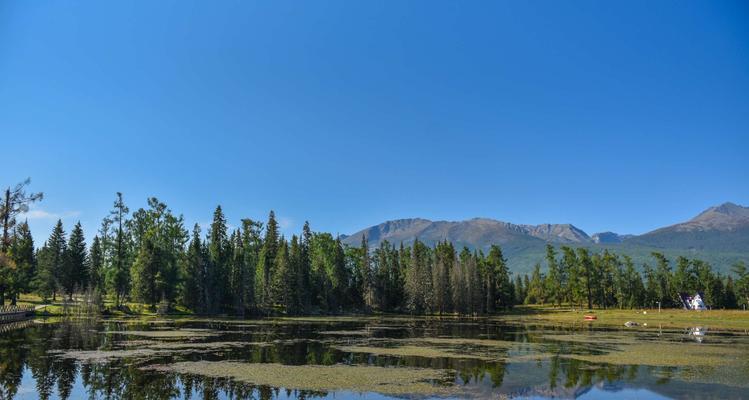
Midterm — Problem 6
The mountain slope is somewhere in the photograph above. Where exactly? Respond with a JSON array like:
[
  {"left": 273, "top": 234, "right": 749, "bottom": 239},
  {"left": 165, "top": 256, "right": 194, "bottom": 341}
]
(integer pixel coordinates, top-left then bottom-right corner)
[
  {"left": 342, "top": 202, "right": 749, "bottom": 274},
  {"left": 624, "top": 202, "right": 749, "bottom": 251}
]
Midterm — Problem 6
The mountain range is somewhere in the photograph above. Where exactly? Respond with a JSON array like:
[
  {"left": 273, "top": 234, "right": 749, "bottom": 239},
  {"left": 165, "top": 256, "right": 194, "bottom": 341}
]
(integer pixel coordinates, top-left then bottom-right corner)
[{"left": 341, "top": 202, "right": 749, "bottom": 274}]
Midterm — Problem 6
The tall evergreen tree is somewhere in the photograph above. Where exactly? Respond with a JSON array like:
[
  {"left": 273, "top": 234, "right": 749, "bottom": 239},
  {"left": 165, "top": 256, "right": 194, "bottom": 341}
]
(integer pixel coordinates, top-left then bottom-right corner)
[
  {"left": 0, "top": 179, "right": 42, "bottom": 305},
  {"left": 88, "top": 236, "right": 105, "bottom": 292},
  {"left": 241, "top": 218, "right": 263, "bottom": 313},
  {"left": 207, "top": 205, "right": 230, "bottom": 313},
  {"left": 255, "top": 211, "right": 279, "bottom": 311},
  {"left": 544, "top": 245, "right": 562, "bottom": 307},
  {"left": 35, "top": 220, "right": 66, "bottom": 301},
  {"left": 181, "top": 224, "right": 206, "bottom": 312},
  {"left": 130, "top": 234, "right": 162, "bottom": 309},
  {"left": 61, "top": 222, "right": 87, "bottom": 299},
  {"left": 8, "top": 221, "right": 35, "bottom": 304},
  {"left": 576, "top": 248, "right": 593, "bottom": 309},
  {"left": 271, "top": 237, "right": 293, "bottom": 312},
  {"left": 106, "top": 192, "right": 131, "bottom": 307},
  {"left": 432, "top": 241, "right": 453, "bottom": 314}
]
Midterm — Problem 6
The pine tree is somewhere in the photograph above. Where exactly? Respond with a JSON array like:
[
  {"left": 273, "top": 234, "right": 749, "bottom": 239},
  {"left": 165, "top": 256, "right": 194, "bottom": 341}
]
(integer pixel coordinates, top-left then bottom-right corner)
[
  {"left": 544, "top": 245, "right": 562, "bottom": 307},
  {"left": 255, "top": 211, "right": 279, "bottom": 311},
  {"left": 405, "top": 239, "right": 432, "bottom": 314},
  {"left": 298, "top": 221, "right": 313, "bottom": 313},
  {"left": 576, "top": 248, "right": 593, "bottom": 309},
  {"left": 488, "top": 245, "right": 511, "bottom": 310},
  {"left": 271, "top": 237, "right": 291, "bottom": 310},
  {"left": 35, "top": 220, "right": 66, "bottom": 301},
  {"left": 241, "top": 218, "right": 262, "bottom": 313},
  {"left": 181, "top": 224, "right": 205, "bottom": 312},
  {"left": 8, "top": 221, "right": 35, "bottom": 304},
  {"left": 525, "top": 263, "right": 545, "bottom": 304},
  {"left": 452, "top": 247, "right": 469, "bottom": 314},
  {"left": 651, "top": 252, "right": 674, "bottom": 307},
  {"left": 724, "top": 276, "right": 738, "bottom": 309},
  {"left": 206, "top": 205, "right": 230, "bottom": 312},
  {"left": 514, "top": 274, "right": 525, "bottom": 305},
  {"left": 229, "top": 230, "right": 247, "bottom": 315},
  {"left": 0, "top": 179, "right": 42, "bottom": 305},
  {"left": 287, "top": 235, "right": 304, "bottom": 314},
  {"left": 106, "top": 192, "right": 131, "bottom": 307},
  {"left": 88, "top": 236, "right": 104, "bottom": 292},
  {"left": 61, "top": 222, "right": 87, "bottom": 299},
  {"left": 731, "top": 261, "right": 749, "bottom": 309},
  {"left": 130, "top": 234, "right": 162, "bottom": 309},
  {"left": 432, "top": 241, "right": 453, "bottom": 314},
  {"left": 561, "top": 247, "right": 582, "bottom": 307}
]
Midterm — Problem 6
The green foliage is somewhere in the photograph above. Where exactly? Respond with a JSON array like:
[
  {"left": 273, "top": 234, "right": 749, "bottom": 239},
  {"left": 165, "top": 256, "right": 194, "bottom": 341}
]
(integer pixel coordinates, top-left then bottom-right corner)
[
  {"left": 7, "top": 185, "right": 746, "bottom": 314},
  {"left": 60, "top": 222, "right": 87, "bottom": 299},
  {"left": 35, "top": 220, "right": 66, "bottom": 301}
]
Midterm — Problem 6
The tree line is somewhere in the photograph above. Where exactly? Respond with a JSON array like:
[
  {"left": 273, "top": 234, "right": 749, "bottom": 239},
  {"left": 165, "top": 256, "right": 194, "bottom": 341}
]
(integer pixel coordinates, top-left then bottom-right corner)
[
  {"left": 1, "top": 180, "right": 748, "bottom": 313},
  {"left": 518, "top": 245, "right": 749, "bottom": 310}
]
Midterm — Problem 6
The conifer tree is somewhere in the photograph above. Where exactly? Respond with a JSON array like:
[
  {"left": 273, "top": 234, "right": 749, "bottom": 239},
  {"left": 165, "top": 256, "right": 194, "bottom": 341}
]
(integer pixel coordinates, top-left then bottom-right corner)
[
  {"left": 130, "top": 234, "right": 162, "bottom": 309},
  {"left": 88, "top": 236, "right": 104, "bottom": 292},
  {"left": 298, "top": 221, "right": 313, "bottom": 312},
  {"left": 526, "top": 263, "right": 545, "bottom": 305},
  {"left": 576, "top": 248, "right": 593, "bottom": 309},
  {"left": 35, "top": 220, "right": 66, "bottom": 301},
  {"left": 432, "top": 241, "right": 453, "bottom": 314},
  {"left": 207, "top": 205, "right": 230, "bottom": 312},
  {"left": 0, "top": 179, "right": 42, "bottom": 305},
  {"left": 8, "top": 221, "right": 35, "bottom": 304},
  {"left": 255, "top": 211, "right": 279, "bottom": 311},
  {"left": 61, "top": 222, "right": 87, "bottom": 299},
  {"left": 543, "top": 245, "right": 562, "bottom": 307},
  {"left": 271, "top": 237, "right": 291, "bottom": 309},
  {"left": 106, "top": 192, "right": 131, "bottom": 307},
  {"left": 241, "top": 218, "right": 262, "bottom": 313},
  {"left": 181, "top": 224, "right": 205, "bottom": 312}
]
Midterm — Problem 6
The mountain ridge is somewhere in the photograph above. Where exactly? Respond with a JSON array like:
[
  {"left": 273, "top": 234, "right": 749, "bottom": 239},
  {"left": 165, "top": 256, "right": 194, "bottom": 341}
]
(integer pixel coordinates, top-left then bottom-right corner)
[{"left": 341, "top": 202, "right": 749, "bottom": 274}]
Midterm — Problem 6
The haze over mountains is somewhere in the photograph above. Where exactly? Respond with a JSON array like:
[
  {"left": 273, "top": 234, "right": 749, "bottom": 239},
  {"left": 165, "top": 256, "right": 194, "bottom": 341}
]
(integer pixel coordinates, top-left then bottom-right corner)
[{"left": 342, "top": 202, "right": 749, "bottom": 274}]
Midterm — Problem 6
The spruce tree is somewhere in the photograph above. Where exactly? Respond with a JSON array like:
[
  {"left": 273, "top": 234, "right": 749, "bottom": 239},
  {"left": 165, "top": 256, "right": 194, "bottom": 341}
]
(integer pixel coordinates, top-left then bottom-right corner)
[
  {"left": 241, "top": 218, "right": 262, "bottom": 313},
  {"left": 35, "top": 220, "right": 66, "bottom": 301},
  {"left": 106, "top": 192, "right": 131, "bottom": 307},
  {"left": 8, "top": 221, "right": 35, "bottom": 304},
  {"left": 256, "top": 211, "right": 279, "bottom": 311},
  {"left": 181, "top": 224, "right": 205, "bottom": 312},
  {"left": 61, "top": 222, "right": 87, "bottom": 299},
  {"left": 543, "top": 245, "right": 561, "bottom": 307},
  {"left": 207, "top": 205, "right": 230, "bottom": 313},
  {"left": 88, "top": 236, "right": 104, "bottom": 292},
  {"left": 130, "top": 234, "right": 161, "bottom": 309}
]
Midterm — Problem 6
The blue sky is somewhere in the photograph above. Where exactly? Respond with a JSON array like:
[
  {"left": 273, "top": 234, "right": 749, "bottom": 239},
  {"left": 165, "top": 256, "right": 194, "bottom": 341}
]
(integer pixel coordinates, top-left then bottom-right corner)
[{"left": 1, "top": 0, "right": 748, "bottom": 242}]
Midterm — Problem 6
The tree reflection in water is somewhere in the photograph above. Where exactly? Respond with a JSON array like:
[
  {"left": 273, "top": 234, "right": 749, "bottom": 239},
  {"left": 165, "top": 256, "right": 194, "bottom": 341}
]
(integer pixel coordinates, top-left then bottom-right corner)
[{"left": 0, "top": 318, "right": 747, "bottom": 400}]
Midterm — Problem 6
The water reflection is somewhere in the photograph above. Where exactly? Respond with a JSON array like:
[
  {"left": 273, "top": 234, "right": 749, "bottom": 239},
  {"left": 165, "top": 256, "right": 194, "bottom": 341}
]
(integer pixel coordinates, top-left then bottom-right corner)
[
  {"left": 687, "top": 327, "right": 707, "bottom": 343},
  {"left": 0, "top": 317, "right": 747, "bottom": 399}
]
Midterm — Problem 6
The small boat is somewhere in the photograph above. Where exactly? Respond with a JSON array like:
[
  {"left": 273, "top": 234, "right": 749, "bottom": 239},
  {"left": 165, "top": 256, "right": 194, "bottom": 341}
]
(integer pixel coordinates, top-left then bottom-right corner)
[{"left": 583, "top": 315, "right": 597, "bottom": 321}]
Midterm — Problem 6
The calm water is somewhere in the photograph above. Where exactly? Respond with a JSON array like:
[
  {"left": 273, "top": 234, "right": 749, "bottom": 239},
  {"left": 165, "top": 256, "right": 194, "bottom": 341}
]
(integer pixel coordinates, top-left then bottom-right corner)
[{"left": 0, "top": 316, "right": 747, "bottom": 399}]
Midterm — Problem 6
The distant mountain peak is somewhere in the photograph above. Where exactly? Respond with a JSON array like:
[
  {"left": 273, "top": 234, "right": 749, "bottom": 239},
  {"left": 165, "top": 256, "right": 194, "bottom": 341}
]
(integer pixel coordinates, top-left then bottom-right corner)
[
  {"left": 342, "top": 217, "right": 593, "bottom": 250},
  {"left": 679, "top": 202, "right": 749, "bottom": 231},
  {"left": 692, "top": 202, "right": 749, "bottom": 220},
  {"left": 343, "top": 203, "right": 749, "bottom": 275}
]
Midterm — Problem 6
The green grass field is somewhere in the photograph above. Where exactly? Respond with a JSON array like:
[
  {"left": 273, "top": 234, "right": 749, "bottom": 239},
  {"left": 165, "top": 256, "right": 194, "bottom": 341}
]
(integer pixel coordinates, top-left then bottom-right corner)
[{"left": 500, "top": 305, "right": 749, "bottom": 331}]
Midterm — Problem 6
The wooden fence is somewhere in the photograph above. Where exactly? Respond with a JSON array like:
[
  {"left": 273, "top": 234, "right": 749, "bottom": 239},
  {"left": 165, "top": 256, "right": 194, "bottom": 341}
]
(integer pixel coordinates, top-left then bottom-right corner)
[{"left": 0, "top": 305, "right": 34, "bottom": 323}]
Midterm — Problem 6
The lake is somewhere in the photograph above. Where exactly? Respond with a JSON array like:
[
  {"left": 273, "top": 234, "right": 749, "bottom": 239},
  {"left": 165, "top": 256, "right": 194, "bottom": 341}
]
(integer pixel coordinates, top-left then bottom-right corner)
[{"left": 0, "top": 316, "right": 747, "bottom": 399}]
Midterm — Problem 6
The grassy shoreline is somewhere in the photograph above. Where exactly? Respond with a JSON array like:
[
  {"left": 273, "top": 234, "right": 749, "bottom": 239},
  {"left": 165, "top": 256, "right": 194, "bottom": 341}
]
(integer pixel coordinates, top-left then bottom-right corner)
[
  {"left": 495, "top": 305, "right": 749, "bottom": 331},
  {"left": 15, "top": 294, "right": 749, "bottom": 331}
]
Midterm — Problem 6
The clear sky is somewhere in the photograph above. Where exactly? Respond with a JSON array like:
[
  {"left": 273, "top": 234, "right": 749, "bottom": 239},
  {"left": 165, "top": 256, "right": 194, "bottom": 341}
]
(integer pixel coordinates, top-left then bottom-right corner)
[{"left": 1, "top": 0, "right": 748, "bottom": 242}]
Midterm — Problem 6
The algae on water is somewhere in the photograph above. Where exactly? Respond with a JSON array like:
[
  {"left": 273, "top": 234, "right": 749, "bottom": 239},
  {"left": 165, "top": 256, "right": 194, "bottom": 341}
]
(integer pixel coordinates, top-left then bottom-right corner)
[{"left": 148, "top": 361, "right": 458, "bottom": 396}]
